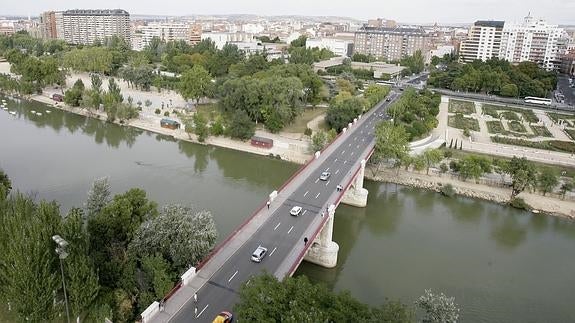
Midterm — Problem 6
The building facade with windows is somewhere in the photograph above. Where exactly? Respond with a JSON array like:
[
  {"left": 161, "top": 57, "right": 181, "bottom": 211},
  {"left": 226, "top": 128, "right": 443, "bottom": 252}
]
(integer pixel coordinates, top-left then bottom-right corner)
[
  {"left": 61, "top": 9, "right": 130, "bottom": 45},
  {"left": 458, "top": 20, "right": 504, "bottom": 63},
  {"left": 353, "top": 27, "right": 431, "bottom": 61},
  {"left": 499, "top": 15, "right": 567, "bottom": 71},
  {"left": 306, "top": 38, "right": 353, "bottom": 57}
]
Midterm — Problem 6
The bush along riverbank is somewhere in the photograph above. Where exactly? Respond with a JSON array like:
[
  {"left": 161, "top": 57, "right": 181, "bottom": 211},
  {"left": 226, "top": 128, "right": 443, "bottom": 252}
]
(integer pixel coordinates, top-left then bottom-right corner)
[{"left": 366, "top": 166, "right": 575, "bottom": 220}]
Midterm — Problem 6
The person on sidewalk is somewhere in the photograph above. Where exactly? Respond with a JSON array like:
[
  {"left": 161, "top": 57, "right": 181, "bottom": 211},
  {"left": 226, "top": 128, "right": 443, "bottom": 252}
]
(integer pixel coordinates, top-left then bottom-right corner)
[
  {"left": 266, "top": 201, "right": 270, "bottom": 209},
  {"left": 304, "top": 237, "right": 308, "bottom": 245},
  {"left": 193, "top": 293, "right": 197, "bottom": 304}
]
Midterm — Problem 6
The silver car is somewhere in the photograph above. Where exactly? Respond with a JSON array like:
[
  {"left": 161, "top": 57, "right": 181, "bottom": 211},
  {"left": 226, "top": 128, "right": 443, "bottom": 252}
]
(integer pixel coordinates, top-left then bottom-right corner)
[
  {"left": 290, "top": 206, "right": 303, "bottom": 216},
  {"left": 251, "top": 246, "right": 268, "bottom": 263},
  {"left": 319, "top": 172, "right": 331, "bottom": 181}
]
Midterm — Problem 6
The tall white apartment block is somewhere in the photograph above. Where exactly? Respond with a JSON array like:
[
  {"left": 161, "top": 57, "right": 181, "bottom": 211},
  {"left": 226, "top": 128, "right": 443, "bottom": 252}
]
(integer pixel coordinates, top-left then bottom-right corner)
[
  {"left": 499, "top": 14, "right": 567, "bottom": 71},
  {"left": 62, "top": 9, "right": 130, "bottom": 45},
  {"left": 133, "top": 22, "right": 199, "bottom": 50},
  {"left": 459, "top": 21, "right": 504, "bottom": 63},
  {"left": 306, "top": 38, "right": 353, "bottom": 57}
]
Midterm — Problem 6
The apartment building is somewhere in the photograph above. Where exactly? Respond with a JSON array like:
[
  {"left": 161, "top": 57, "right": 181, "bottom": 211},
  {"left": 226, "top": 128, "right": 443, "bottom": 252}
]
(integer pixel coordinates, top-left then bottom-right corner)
[
  {"left": 306, "top": 38, "right": 353, "bottom": 57},
  {"left": 39, "top": 11, "right": 58, "bottom": 39},
  {"left": 499, "top": 15, "right": 567, "bottom": 71},
  {"left": 61, "top": 9, "right": 130, "bottom": 45},
  {"left": 201, "top": 32, "right": 255, "bottom": 49},
  {"left": 458, "top": 21, "right": 504, "bottom": 63},
  {"left": 133, "top": 22, "right": 202, "bottom": 50},
  {"left": 353, "top": 27, "right": 431, "bottom": 61}
]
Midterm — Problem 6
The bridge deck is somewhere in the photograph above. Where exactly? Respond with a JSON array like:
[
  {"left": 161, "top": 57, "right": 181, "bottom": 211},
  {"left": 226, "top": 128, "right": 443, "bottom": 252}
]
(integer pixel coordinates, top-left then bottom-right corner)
[{"left": 150, "top": 92, "right": 400, "bottom": 323}]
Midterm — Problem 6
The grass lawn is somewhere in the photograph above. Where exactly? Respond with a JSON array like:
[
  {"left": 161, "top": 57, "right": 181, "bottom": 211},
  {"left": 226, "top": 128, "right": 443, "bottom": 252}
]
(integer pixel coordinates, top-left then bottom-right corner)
[
  {"left": 482, "top": 104, "right": 539, "bottom": 123},
  {"left": 195, "top": 103, "right": 219, "bottom": 120},
  {"left": 448, "top": 99, "right": 476, "bottom": 115},
  {"left": 481, "top": 104, "right": 500, "bottom": 118},
  {"left": 492, "top": 136, "right": 575, "bottom": 153},
  {"left": 486, "top": 120, "right": 505, "bottom": 134},
  {"left": 531, "top": 125, "right": 553, "bottom": 137},
  {"left": 547, "top": 112, "right": 575, "bottom": 127},
  {"left": 448, "top": 114, "right": 480, "bottom": 131},
  {"left": 284, "top": 107, "right": 327, "bottom": 133},
  {"left": 508, "top": 121, "right": 527, "bottom": 133}
]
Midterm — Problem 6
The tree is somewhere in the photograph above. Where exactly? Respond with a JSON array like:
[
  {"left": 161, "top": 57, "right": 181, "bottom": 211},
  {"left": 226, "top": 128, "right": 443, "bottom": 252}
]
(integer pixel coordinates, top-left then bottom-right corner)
[
  {"left": 234, "top": 273, "right": 413, "bottom": 322},
  {"left": 128, "top": 204, "right": 217, "bottom": 273},
  {"left": 0, "top": 194, "right": 62, "bottom": 322},
  {"left": 374, "top": 121, "right": 410, "bottom": 163},
  {"left": 86, "top": 177, "right": 111, "bottom": 217},
  {"left": 193, "top": 112, "right": 209, "bottom": 142},
  {"left": 325, "top": 93, "right": 367, "bottom": 132},
  {"left": 500, "top": 83, "right": 518, "bottom": 97},
  {"left": 61, "top": 209, "right": 100, "bottom": 322},
  {"left": 311, "top": 130, "right": 328, "bottom": 152},
  {"left": 538, "top": 168, "right": 558, "bottom": 196},
  {"left": 422, "top": 149, "right": 444, "bottom": 175},
  {"left": 226, "top": 109, "right": 255, "bottom": 140},
  {"left": 179, "top": 65, "right": 213, "bottom": 104},
  {"left": 506, "top": 156, "right": 537, "bottom": 198},
  {"left": 0, "top": 168, "right": 11, "bottom": 197},
  {"left": 416, "top": 289, "right": 460, "bottom": 323},
  {"left": 64, "top": 78, "right": 86, "bottom": 107},
  {"left": 91, "top": 73, "right": 103, "bottom": 92},
  {"left": 559, "top": 179, "right": 574, "bottom": 200}
]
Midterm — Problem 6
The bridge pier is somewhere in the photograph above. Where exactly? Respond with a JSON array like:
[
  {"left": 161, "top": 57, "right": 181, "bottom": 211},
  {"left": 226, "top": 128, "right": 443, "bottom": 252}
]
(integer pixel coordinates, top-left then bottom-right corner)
[
  {"left": 304, "top": 205, "right": 339, "bottom": 268},
  {"left": 341, "top": 159, "right": 368, "bottom": 207}
]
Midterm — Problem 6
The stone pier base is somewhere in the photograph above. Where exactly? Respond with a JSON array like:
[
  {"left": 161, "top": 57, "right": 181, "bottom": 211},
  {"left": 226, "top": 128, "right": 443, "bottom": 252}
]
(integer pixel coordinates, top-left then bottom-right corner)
[
  {"left": 304, "top": 241, "right": 339, "bottom": 268},
  {"left": 341, "top": 187, "right": 369, "bottom": 207}
]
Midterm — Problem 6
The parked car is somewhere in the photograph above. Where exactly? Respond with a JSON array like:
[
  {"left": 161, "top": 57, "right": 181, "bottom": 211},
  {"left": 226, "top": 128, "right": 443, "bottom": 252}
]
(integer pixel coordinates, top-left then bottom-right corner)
[
  {"left": 213, "top": 311, "right": 233, "bottom": 323},
  {"left": 251, "top": 246, "right": 268, "bottom": 263},
  {"left": 319, "top": 171, "right": 331, "bottom": 181},
  {"left": 290, "top": 206, "right": 303, "bottom": 216},
  {"left": 52, "top": 93, "right": 63, "bottom": 102}
]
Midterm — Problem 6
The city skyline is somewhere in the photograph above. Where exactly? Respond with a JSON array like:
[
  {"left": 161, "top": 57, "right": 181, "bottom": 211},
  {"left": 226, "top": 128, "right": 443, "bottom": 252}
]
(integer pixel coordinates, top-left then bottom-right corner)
[{"left": 3, "top": 0, "right": 575, "bottom": 25}]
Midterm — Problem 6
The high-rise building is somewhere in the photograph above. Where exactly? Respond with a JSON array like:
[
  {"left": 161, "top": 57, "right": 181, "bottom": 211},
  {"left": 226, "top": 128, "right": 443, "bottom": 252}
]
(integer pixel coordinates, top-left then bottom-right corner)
[
  {"left": 353, "top": 27, "right": 431, "bottom": 61},
  {"left": 39, "top": 11, "right": 58, "bottom": 39},
  {"left": 61, "top": 9, "right": 130, "bottom": 45},
  {"left": 458, "top": 21, "right": 504, "bottom": 63},
  {"left": 499, "top": 14, "right": 567, "bottom": 71}
]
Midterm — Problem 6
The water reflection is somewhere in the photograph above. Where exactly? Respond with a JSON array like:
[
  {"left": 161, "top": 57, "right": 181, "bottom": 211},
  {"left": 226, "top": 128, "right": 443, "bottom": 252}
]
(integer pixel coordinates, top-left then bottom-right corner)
[{"left": 490, "top": 215, "right": 528, "bottom": 250}]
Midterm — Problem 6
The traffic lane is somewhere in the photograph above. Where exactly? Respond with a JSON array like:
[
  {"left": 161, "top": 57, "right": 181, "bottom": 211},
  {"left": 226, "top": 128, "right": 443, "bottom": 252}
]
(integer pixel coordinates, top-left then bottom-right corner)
[{"left": 171, "top": 97, "right": 392, "bottom": 322}]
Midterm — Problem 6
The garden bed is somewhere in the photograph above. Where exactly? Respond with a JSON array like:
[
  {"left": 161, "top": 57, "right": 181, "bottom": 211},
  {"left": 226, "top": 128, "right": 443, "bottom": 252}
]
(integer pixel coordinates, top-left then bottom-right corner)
[
  {"left": 448, "top": 114, "right": 480, "bottom": 131},
  {"left": 531, "top": 125, "right": 552, "bottom": 137},
  {"left": 482, "top": 104, "right": 539, "bottom": 123},
  {"left": 508, "top": 121, "right": 527, "bottom": 133},
  {"left": 449, "top": 99, "right": 476, "bottom": 115},
  {"left": 500, "top": 111, "right": 520, "bottom": 121},
  {"left": 491, "top": 136, "right": 575, "bottom": 153},
  {"left": 486, "top": 121, "right": 505, "bottom": 134}
]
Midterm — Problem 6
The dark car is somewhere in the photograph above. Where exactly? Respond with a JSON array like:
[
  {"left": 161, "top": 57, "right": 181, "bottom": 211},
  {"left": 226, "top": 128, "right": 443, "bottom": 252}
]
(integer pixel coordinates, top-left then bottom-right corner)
[{"left": 52, "top": 93, "right": 63, "bottom": 102}]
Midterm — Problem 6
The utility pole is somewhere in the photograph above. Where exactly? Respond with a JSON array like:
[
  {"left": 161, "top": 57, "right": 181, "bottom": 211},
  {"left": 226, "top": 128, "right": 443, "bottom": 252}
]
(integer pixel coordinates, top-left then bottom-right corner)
[{"left": 53, "top": 235, "right": 71, "bottom": 323}]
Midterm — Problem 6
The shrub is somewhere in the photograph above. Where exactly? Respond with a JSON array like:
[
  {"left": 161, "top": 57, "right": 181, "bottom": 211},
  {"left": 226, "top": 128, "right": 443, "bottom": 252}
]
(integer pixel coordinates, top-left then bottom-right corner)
[
  {"left": 155, "top": 108, "right": 161, "bottom": 114},
  {"left": 443, "top": 150, "right": 453, "bottom": 158},
  {"left": 440, "top": 163, "right": 449, "bottom": 174},
  {"left": 449, "top": 160, "right": 459, "bottom": 171},
  {"left": 440, "top": 184, "right": 456, "bottom": 197},
  {"left": 509, "top": 197, "right": 530, "bottom": 210},
  {"left": 304, "top": 127, "right": 312, "bottom": 136},
  {"left": 164, "top": 111, "right": 170, "bottom": 117}
]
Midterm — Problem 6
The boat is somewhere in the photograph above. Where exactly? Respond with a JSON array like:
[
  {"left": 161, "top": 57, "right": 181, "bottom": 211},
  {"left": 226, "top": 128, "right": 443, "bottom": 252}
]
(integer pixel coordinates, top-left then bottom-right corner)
[
  {"left": 36, "top": 112, "right": 42, "bottom": 116},
  {"left": 31, "top": 110, "right": 36, "bottom": 113},
  {"left": 532, "top": 209, "right": 540, "bottom": 214},
  {"left": 9, "top": 111, "right": 16, "bottom": 115}
]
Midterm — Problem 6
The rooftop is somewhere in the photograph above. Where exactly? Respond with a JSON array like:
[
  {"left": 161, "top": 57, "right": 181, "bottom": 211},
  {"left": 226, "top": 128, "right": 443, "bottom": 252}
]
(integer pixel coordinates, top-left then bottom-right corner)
[{"left": 63, "top": 9, "right": 130, "bottom": 16}]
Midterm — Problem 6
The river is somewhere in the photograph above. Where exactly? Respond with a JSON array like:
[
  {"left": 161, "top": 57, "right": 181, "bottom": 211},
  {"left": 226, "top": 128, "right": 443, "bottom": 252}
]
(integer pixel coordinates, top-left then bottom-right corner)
[{"left": 1, "top": 96, "right": 574, "bottom": 322}]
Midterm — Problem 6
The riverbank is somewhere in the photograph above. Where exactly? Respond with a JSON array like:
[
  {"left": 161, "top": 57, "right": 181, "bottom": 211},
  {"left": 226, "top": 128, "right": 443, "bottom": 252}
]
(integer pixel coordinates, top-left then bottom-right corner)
[
  {"left": 366, "top": 166, "right": 575, "bottom": 220},
  {"left": 27, "top": 93, "right": 311, "bottom": 164}
]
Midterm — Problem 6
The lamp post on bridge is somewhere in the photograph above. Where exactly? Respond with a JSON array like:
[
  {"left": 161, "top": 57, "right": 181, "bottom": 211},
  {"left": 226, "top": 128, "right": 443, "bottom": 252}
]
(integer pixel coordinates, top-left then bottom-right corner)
[{"left": 52, "top": 234, "right": 71, "bottom": 323}]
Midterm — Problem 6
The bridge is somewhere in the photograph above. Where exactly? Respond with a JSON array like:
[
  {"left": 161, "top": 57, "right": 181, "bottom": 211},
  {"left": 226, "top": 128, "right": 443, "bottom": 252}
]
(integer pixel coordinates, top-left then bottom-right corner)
[{"left": 141, "top": 91, "right": 401, "bottom": 323}]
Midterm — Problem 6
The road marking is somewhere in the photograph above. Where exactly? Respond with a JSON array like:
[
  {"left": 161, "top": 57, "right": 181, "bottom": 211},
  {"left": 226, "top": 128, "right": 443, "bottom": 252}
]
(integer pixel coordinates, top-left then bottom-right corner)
[
  {"left": 302, "top": 209, "right": 307, "bottom": 215},
  {"left": 315, "top": 178, "right": 319, "bottom": 183},
  {"left": 344, "top": 160, "right": 347, "bottom": 164},
  {"left": 274, "top": 222, "right": 281, "bottom": 231},
  {"left": 335, "top": 169, "right": 340, "bottom": 174},
  {"left": 341, "top": 150, "right": 345, "bottom": 155},
  {"left": 304, "top": 190, "right": 309, "bottom": 197},
  {"left": 315, "top": 192, "right": 321, "bottom": 198},
  {"left": 350, "top": 152, "right": 354, "bottom": 157},
  {"left": 354, "top": 137, "right": 357, "bottom": 141},
  {"left": 326, "top": 167, "right": 330, "bottom": 171},
  {"left": 228, "top": 270, "right": 238, "bottom": 282},
  {"left": 197, "top": 304, "right": 209, "bottom": 318},
  {"left": 348, "top": 143, "right": 352, "bottom": 147},
  {"left": 269, "top": 247, "right": 277, "bottom": 257},
  {"left": 357, "top": 145, "right": 360, "bottom": 149},
  {"left": 325, "top": 180, "right": 330, "bottom": 186},
  {"left": 334, "top": 158, "right": 338, "bottom": 162},
  {"left": 287, "top": 226, "right": 294, "bottom": 234}
]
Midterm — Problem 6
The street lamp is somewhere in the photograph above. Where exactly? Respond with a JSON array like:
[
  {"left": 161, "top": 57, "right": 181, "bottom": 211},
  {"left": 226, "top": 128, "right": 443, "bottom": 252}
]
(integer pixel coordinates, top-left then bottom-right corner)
[{"left": 52, "top": 235, "right": 71, "bottom": 323}]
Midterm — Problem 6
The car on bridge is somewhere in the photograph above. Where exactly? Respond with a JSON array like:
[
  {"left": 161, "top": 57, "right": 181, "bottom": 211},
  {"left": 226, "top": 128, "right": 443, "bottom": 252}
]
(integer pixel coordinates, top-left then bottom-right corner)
[
  {"left": 251, "top": 246, "right": 268, "bottom": 263},
  {"left": 290, "top": 206, "right": 303, "bottom": 216},
  {"left": 213, "top": 311, "right": 233, "bottom": 323},
  {"left": 319, "top": 171, "right": 331, "bottom": 181}
]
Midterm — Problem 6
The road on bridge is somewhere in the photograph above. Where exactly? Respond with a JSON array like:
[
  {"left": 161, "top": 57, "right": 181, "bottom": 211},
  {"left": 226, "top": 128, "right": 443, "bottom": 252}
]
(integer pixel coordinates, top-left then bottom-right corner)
[{"left": 164, "top": 91, "right": 401, "bottom": 323}]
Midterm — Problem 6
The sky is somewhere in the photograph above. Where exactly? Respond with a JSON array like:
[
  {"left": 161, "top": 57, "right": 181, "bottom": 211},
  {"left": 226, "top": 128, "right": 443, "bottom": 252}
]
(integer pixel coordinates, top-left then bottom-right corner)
[{"left": 3, "top": 0, "right": 575, "bottom": 25}]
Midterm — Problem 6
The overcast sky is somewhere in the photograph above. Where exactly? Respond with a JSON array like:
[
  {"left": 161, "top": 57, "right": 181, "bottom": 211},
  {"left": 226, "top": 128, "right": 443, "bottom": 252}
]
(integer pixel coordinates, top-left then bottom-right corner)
[{"left": 3, "top": 0, "right": 574, "bottom": 25}]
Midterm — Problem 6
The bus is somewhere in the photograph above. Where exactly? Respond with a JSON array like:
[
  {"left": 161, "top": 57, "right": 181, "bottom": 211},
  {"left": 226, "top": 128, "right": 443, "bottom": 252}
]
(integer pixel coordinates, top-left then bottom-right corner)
[
  {"left": 524, "top": 96, "right": 552, "bottom": 106},
  {"left": 376, "top": 80, "right": 396, "bottom": 86}
]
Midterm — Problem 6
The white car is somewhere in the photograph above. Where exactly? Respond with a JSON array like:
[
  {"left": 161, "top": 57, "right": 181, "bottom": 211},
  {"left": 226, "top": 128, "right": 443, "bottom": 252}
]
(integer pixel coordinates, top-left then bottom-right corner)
[
  {"left": 290, "top": 206, "right": 303, "bottom": 216},
  {"left": 251, "top": 246, "right": 268, "bottom": 263},
  {"left": 319, "top": 172, "right": 331, "bottom": 181}
]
